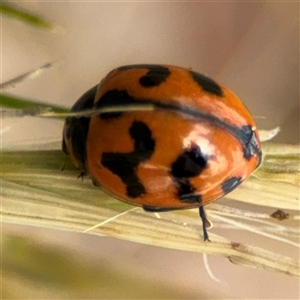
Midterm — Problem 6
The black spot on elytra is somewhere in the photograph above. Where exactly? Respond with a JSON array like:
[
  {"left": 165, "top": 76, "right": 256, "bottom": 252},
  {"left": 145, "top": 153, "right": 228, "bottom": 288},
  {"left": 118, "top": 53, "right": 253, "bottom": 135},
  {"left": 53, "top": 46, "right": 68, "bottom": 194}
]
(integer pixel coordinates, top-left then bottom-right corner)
[
  {"left": 118, "top": 64, "right": 171, "bottom": 87},
  {"left": 101, "top": 121, "right": 155, "bottom": 198},
  {"left": 95, "top": 89, "right": 134, "bottom": 119},
  {"left": 129, "top": 121, "right": 155, "bottom": 153},
  {"left": 95, "top": 89, "right": 155, "bottom": 120},
  {"left": 190, "top": 71, "right": 223, "bottom": 97},
  {"left": 139, "top": 66, "right": 171, "bottom": 88},
  {"left": 176, "top": 178, "right": 202, "bottom": 204},
  {"left": 171, "top": 145, "right": 208, "bottom": 204},
  {"left": 62, "top": 85, "right": 97, "bottom": 165},
  {"left": 171, "top": 146, "right": 208, "bottom": 177},
  {"left": 222, "top": 177, "right": 242, "bottom": 194},
  {"left": 95, "top": 90, "right": 260, "bottom": 163}
]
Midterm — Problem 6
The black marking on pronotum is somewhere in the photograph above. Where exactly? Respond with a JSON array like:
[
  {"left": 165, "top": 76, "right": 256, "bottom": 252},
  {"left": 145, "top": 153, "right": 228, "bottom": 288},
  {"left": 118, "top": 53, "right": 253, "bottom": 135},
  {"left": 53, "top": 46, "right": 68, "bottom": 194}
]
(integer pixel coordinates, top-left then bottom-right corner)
[
  {"left": 95, "top": 89, "right": 261, "bottom": 161},
  {"left": 222, "top": 176, "right": 242, "bottom": 194},
  {"left": 101, "top": 121, "right": 155, "bottom": 198},
  {"left": 171, "top": 145, "right": 207, "bottom": 204},
  {"left": 63, "top": 85, "right": 98, "bottom": 165},
  {"left": 190, "top": 71, "right": 223, "bottom": 97}
]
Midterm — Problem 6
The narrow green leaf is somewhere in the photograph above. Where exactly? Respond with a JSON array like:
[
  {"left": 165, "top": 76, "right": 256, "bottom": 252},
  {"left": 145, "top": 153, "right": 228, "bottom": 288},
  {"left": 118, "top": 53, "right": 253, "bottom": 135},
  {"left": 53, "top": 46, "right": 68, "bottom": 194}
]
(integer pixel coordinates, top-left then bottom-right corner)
[
  {"left": 0, "top": 3, "right": 53, "bottom": 29},
  {"left": 0, "top": 93, "right": 69, "bottom": 115}
]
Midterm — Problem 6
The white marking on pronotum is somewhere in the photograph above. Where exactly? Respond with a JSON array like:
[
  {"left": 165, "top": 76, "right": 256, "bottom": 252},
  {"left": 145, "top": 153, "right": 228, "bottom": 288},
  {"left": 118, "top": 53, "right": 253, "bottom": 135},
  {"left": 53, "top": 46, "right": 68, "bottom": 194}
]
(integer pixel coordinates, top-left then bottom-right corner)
[{"left": 83, "top": 207, "right": 139, "bottom": 233}]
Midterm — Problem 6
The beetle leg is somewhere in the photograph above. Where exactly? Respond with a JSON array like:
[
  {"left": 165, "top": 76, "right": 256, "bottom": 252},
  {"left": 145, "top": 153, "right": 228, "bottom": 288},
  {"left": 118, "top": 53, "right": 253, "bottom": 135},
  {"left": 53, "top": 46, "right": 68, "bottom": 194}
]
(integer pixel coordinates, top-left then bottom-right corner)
[{"left": 199, "top": 206, "right": 211, "bottom": 242}]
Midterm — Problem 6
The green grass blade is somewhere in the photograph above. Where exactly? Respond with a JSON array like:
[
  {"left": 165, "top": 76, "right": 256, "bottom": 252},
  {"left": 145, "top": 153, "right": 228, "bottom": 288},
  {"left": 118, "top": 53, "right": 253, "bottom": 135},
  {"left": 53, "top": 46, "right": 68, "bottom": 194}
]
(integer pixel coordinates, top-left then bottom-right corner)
[
  {"left": 1, "top": 93, "right": 69, "bottom": 116},
  {"left": 0, "top": 3, "right": 53, "bottom": 29}
]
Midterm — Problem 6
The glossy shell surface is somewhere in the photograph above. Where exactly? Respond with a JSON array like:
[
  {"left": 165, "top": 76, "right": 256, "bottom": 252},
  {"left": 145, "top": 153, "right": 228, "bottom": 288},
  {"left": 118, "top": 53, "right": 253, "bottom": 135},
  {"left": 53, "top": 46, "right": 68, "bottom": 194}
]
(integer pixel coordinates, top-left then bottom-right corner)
[{"left": 63, "top": 64, "right": 261, "bottom": 210}]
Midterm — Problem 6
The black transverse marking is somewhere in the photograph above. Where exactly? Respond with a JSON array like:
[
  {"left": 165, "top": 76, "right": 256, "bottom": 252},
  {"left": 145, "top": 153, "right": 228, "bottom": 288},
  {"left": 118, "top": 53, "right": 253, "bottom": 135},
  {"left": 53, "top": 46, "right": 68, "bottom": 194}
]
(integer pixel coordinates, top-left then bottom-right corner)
[
  {"left": 171, "top": 145, "right": 208, "bottom": 204},
  {"left": 222, "top": 177, "right": 242, "bottom": 194},
  {"left": 96, "top": 88, "right": 261, "bottom": 161},
  {"left": 95, "top": 89, "right": 154, "bottom": 119},
  {"left": 63, "top": 85, "right": 97, "bottom": 165},
  {"left": 118, "top": 64, "right": 171, "bottom": 87},
  {"left": 139, "top": 66, "right": 171, "bottom": 88},
  {"left": 190, "top": 71, "right": 223, "bottom": 97},
  {"left": 95, "top": 89, "right": 136, "bottom": 119},
  {"left": 101, "top": 121, "right": 155, "bottom": 198}
]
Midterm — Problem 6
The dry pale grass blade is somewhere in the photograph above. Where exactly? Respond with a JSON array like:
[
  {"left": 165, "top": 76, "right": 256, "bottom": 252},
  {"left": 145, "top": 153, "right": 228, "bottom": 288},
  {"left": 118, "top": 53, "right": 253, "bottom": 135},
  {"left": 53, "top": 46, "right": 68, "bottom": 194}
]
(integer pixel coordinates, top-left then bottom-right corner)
[
  {"left": 259, "top": 127, "right": 280, "bottom": 142},
  {"left": 0, "top": 62, "right": 57, "bottom": 92},
  {"left": 262, "top": 142, "right": 300, "bottom": 155},
  {"left": 1, "top": 149, "right": 299, "bottom": 278},
  {"left": 208, "top": 204, "right": 299, "bottom": 247},
  {"left": 261, "top": 143, "right": 299, "bottom": 180},
  {"left": 227, "top": 142, "right": 299, "bottom": 209},
  {"left": 227, "top": 179, "right": 298, "bottom": 210}
]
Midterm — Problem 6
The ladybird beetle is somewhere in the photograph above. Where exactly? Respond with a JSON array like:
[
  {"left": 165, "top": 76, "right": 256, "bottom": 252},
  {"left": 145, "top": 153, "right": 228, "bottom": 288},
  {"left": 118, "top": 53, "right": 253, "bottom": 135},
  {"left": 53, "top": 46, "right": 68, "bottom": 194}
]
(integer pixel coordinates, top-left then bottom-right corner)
[{"left": 62, "top": 64, "right": 262, "bottom": 241}]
